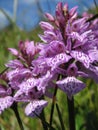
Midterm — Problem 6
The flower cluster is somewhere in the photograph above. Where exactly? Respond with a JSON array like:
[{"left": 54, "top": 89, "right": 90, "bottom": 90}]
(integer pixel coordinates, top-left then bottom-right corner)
[{"left": 0, "top": 2, "right": 98, "bottom": 117}]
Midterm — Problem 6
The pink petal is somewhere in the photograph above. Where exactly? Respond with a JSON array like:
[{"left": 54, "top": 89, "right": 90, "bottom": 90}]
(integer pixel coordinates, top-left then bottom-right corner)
[
  {"left": 0, "top": 96, "right": 13, "bottom": 114},
  {"left": 25, "top": 100, "right": 48, "bottom": 117},
  {"left": 39, "top": 21, "right": 54, "bottom": 31},
  {"left": 8, "top": 48, "right": 18, "bottom": 56},
  {"left": 47, "top": 53, "right": 71, "bottom": 70},
  {"left": 14, "top": 77, "right": 37, "bottom": 97},
  {"left": 45, "top": 13, "right": 54, "bottom": 21},
  {"left": 5, "top": 59, "right": 23, "bottom": 69},
  {"left": 71, "top": 51, "right": 93, "bottom": 68},
  {"left": 56, "top": 77, "right": 86, "bottom": 99}
]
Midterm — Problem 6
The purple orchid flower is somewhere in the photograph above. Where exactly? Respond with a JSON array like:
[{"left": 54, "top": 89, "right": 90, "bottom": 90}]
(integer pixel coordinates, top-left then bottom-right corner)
[{"left": 1, "top": 2, "right": 98, "bottom": 117}]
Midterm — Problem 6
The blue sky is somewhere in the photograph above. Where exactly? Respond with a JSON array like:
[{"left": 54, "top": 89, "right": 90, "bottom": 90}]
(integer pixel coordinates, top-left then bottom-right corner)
[{"left": 0, "top": 0, "right": 96, "bottom": 31}]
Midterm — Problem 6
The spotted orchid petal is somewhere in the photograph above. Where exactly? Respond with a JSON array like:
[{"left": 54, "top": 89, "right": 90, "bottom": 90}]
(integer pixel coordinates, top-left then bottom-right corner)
[
  {"left": 39, "top": 21, "right": 54, "bottom": 31},
  {"left": 69, "top": 6, "right": 78, "bottom": 17},
  {"left": 45, "top": 13, "right": 54, "bottom": 21},
  {"left": 36, "top": 71, "right": 53, "bottom": 93},
  {"left": 47, "top": 53, "right": 71, "bottom": 70},
  {"left": 14, "top": 77, "right": 37, "bottom": 97},
  {"left": 0, "top": 85, "right": 12, "bottom": 96},
  {"left": 88, "top": 49, "right": 98, "bottom": 62},
  {"left": 25, "top": 100, "right": 48, "bottom": 117},
  {"left": 25, "top": 41, "right": 36, "bottom": 56},
  {"left": 39, "top": 40, "right": 65, "bottom": 57},
  {"left": 72, "top": 18, "right": 87, "bottom": 31},
  {"left": 7, "top": 68, "right": 32, "bottom": 90},
  {"left": 83, "top": 65, "right": 98, "bottom": 83},
  {"left": 7, "top": 68, "right": 31, "bottom": 81},
  {"left": 70, "top": 32, "right": 83, "bottom": 42},
  {"left": 8, "top": 48, "right": 18, "bottom": 56},
  {"left": 67, "top": 63, "right": 78, "bottom": 76},
  {"left": 0, "top": 96, "right": 14, "bottom": 114},
  {"left": 70, "top": 30, "right": 92, "bottom": 43},
  {"left": 5, "top": 59, "right": 23, "bottom": 69},
  {"left": 71, "top": 51, "right": 93, "bottom": 68},
  {"left": 56, "top": 77, "right": 86, "bottom": 99}
]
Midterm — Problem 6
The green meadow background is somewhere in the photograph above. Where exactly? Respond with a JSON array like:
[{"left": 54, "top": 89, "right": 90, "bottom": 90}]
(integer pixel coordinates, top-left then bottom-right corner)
[{"left": 0, "top": 0, "right": 98, "bottom": 130}]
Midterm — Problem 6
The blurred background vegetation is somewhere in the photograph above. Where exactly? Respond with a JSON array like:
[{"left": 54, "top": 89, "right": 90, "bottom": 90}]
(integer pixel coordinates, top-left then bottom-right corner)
[{"left": 0, "top": 0, "right": 98, "bottom": 130}]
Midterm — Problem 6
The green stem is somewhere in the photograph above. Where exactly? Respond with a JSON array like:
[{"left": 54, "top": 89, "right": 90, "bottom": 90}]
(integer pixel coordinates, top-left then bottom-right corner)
[
  {"left": 86, "top": 14, "right": 98, "bottom": 22},
  {"left": 0, "top": 67, "right": 8, "bottom": 76},
  {"left": 93, "top": 0, "right": 98, "bottom": 12},
  {"left": 34, "top": 112, "right": 55, "bottom": 130},
  {"left": 49, "top": 75, "right": 60, "bottom": 128},
  {"left": 40, "top": 110, "right": 48, "bottom": 130},
  {"left": 56, "top": 103, "right": 65, "bottom": 130},
  {"left": 49, "top": 85, "right": 58, "bottom": 127},
  {"left": 67, "top": 96, "right": 76, "bottom": 130},
  {"left": 11, "top": 102, "right": 24, "bottom": 130}
]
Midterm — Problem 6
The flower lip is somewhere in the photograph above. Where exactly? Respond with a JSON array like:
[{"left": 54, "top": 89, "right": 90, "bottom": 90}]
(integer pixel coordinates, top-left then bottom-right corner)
[
  {"left": 25, "top": 100, "right": 48, "bottom": 117},
  {"left": 56, "top": 76, "right": 86, "bottom": 99}
]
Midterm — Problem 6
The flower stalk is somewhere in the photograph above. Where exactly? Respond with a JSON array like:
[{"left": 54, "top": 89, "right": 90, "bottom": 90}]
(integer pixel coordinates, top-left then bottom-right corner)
[
  {"left": 56, "top": 103, "right": 65, "bottom": 130},
  {"left": 49, "top": 85, "right": 58, "bottom": 128},
  {"left": 49, "top": 75, "right": 60, "bottom": 128},
  {"left": 40, "top": 110, "right": 48, "bottom": 130},
  {"left": 11, "top": 102, "right": 24, "bottom": 130},
  {"left": 67, "top": 96, "right": 76, "bottom": 130}
]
